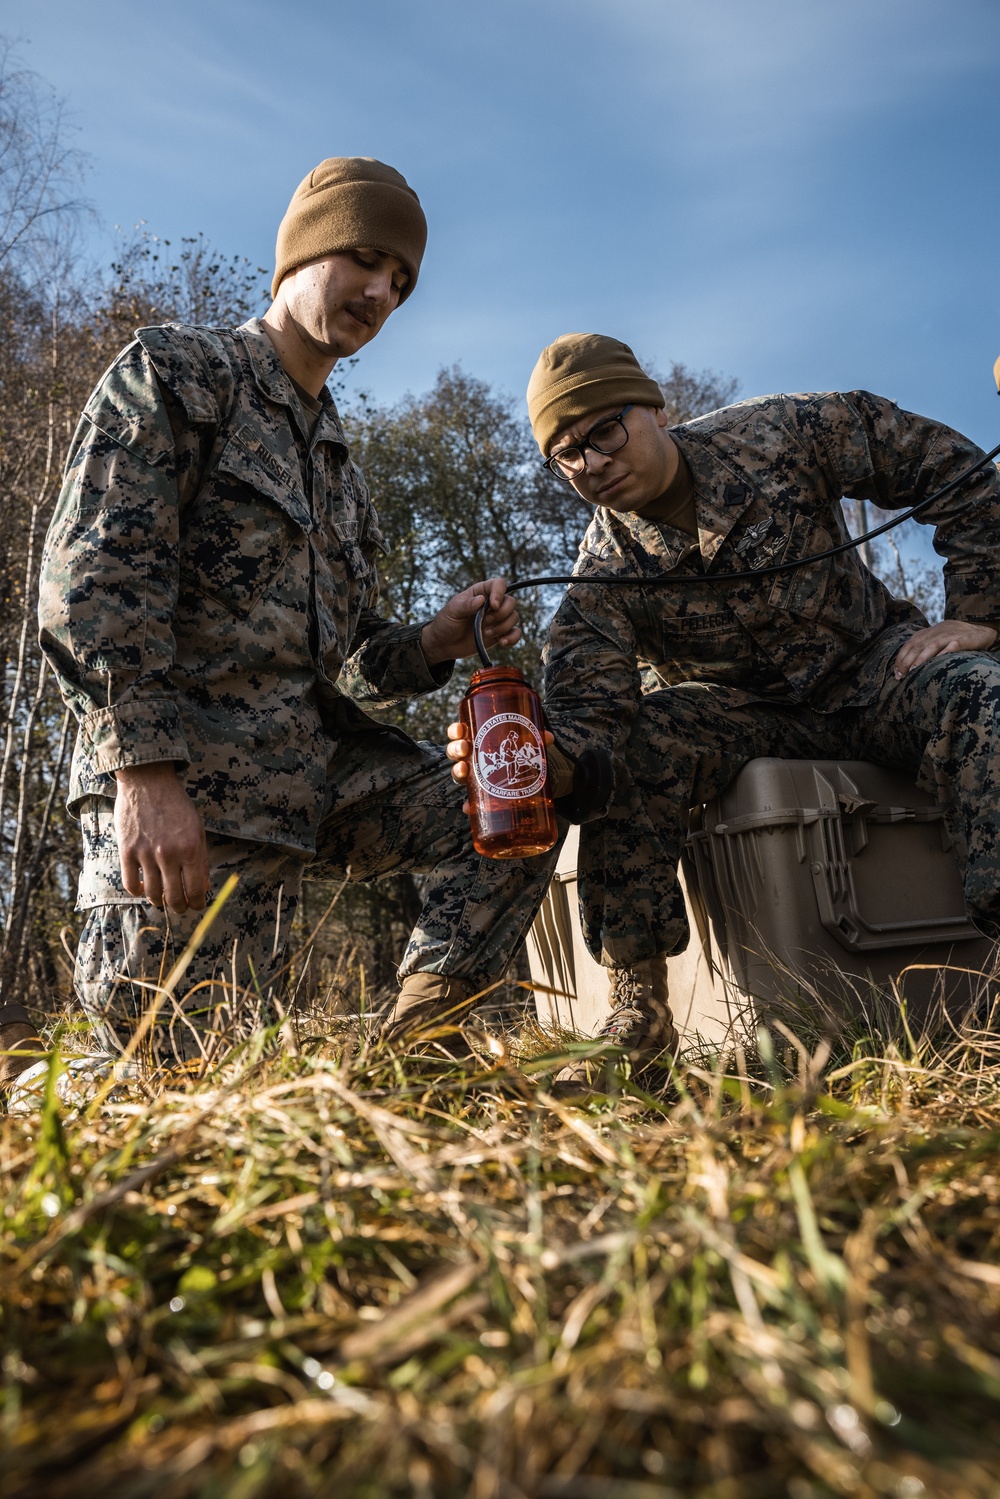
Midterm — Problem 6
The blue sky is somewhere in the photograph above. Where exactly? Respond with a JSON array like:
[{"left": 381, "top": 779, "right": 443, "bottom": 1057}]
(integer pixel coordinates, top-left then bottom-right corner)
[{"left": 7, "top": 0, "right": 999, "bottom": 456}]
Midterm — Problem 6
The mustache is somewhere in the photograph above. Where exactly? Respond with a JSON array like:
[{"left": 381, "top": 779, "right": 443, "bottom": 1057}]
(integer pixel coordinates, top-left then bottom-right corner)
[{"left": 344, "top": 298, "right": 378, "bottom": 327}]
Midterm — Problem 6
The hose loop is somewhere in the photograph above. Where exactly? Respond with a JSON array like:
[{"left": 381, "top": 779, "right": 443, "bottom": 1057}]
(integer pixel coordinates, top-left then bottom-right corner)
[{"left": 473, "top": 600, "right": 493, "bottom": 668}]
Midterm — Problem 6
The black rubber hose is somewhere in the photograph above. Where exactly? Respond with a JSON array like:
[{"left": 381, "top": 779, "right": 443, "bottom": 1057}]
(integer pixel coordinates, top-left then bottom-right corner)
[
  {"left": 473, "top": 603, "right": 493, "bottom": 668},
  {"left": 472, "top": 441, "right": 1000, "bottom": 668}
]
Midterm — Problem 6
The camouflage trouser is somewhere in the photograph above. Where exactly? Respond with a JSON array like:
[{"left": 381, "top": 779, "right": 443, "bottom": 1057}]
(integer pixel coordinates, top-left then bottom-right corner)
[
  {"left": 75, "top": 815, "right": 303, "bottom": 1064},
  {"left": 76, "top": 740, "right": 559, "bottom": 1063},
  {"left": 580, "top": 649, "right": 1000, "bottom": 968}
]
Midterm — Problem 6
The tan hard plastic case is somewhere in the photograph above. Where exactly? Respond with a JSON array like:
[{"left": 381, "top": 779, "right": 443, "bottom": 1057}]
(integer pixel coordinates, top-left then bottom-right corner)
[{"left": 527, "top": 759, "right": 995, "bottom": 1044}]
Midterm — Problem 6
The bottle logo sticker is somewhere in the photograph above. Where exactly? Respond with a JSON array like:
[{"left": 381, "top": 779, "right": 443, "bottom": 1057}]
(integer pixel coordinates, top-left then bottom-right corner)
[{"left": 472, "top": 713, "right": 546, "bottom": 800}]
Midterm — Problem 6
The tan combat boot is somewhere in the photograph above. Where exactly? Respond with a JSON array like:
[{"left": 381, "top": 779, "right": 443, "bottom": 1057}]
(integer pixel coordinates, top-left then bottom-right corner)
[
  {"left": 552, "top": 956, "right": 679, "bottom": 1097},
  {"left": 0, "top": 1022, "right": 47, "bottom": 1108},
  {"left": 378, "top": 973, "right": 481, "bottom": 1054}
]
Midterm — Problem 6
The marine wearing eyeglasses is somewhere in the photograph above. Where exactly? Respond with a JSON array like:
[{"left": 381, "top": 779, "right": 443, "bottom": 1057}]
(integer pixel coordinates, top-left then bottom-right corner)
[
  {"left": 514, "top": 331, "right": 1000, "bottom": 1094},
  {"left": 543, "top": 399, "right": 702, "bottom": 536},
  {"left": 545, "top": 406, "right": 634, "bottom": 478}
]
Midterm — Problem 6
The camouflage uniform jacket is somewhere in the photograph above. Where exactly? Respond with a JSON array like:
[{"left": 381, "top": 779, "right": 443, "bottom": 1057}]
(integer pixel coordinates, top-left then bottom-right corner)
[
  {"left": 543, "top": 391, "right": 1000, "bottom": 760},
  {"left": 38, "top": 319, "right": 451, "bottom": 853}
]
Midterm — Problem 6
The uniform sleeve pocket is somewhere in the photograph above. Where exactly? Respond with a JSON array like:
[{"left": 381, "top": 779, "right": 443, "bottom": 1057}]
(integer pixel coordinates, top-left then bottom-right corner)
[{"left": 327, "top": 522, "right": 377, "bottom": 593}]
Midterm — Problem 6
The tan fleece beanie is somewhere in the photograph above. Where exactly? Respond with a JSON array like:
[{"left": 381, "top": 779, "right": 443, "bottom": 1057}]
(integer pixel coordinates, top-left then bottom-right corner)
[
  {"left": 527, "top": 333, "right": 664, "bottom": 455},
  {"left": 272, "top": 157, "right": 427, "bottom": 301}
]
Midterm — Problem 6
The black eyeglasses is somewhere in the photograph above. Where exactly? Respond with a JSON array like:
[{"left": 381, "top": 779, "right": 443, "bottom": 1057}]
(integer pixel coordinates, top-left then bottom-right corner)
[{"left": 544, "top": 405, "right": 634, "bottom": 480}]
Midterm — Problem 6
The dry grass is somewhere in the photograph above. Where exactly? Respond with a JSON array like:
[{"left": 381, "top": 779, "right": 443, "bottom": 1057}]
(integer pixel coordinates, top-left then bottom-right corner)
[{"left": 2, "top": 992, "right": 1000, "bottom": 1499}]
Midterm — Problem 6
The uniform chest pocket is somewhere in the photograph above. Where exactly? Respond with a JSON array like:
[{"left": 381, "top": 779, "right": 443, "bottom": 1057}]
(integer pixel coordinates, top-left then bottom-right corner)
[
  {"left": 767, "top": 514, "right": 836, "bottom": 621},
  {"left": 767, "top": 512, "right": 867, "bottom": 635},
  {"left": 660, "top": 609, "right": 750, "bottom": 674},
  {"left": 180, "top": 432, "right": 310, "bottom": 619}
]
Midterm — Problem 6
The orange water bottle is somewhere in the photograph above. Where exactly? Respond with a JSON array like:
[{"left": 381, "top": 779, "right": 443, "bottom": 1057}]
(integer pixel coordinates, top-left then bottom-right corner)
[{"left": 459, "top": 665, "right": 559, "bottom": 858}]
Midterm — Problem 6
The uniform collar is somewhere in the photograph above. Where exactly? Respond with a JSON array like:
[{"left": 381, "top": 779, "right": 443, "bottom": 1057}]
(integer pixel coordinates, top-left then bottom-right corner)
[
  {"left": 603, "top": 509, "right": 697, "bottom": 576},
  {"left": 669, "top": 424, "right": 759, "bottom": 566},
  {"left": 238, "top": 319, "right": 349, "bottom": 454}
]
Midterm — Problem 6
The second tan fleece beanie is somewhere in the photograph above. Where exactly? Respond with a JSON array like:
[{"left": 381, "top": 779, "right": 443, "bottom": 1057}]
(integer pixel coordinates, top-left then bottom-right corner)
[
  {"left": 527, "top": 333, "right": 664, "bottom": 455},
  {"left": 272, "top": 156, "right": 427, "bottom": 300}
]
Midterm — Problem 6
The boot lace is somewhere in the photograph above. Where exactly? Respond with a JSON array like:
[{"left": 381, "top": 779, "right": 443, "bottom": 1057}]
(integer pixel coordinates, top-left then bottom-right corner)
[{"left": 610, "top": 967, "right": 641, "bottom": 1008}]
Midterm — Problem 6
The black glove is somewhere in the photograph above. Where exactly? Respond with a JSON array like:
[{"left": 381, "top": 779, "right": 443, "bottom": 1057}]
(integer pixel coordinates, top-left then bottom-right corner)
[{"left": 549, "top": 744, "right": 614, "bottom": 825}]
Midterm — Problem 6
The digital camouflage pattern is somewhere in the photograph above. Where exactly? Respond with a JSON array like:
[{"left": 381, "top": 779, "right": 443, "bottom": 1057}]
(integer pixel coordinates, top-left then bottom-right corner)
[
  {"left": 311, "top": 739, "right": 556, "bottom": 991},
  {"left": 40, "top": 320, "right": 555, "bottom": 1050},
  {"left": 75, "top": 800, "right": 302, "bottom": 1063},
  {"left": 543, "top": 391, "right": 1000, "bottom": 966},
  {"left": 76, "top": 757, "right": 557, "bottom": 1064},
  {"left": 39, "top": 319, "right": 453, "bottom": 852}
]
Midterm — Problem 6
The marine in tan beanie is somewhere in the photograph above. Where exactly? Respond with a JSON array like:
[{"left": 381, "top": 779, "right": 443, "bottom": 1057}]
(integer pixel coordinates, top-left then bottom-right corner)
[
  {"left": 272, "top": 156, "right": 427, "bottom": 302},
  {"left": 527, "top": 332, "right": 693, "bottom": 524},
  {"left": 263, "top": 156, "right": 428, "bottom": 398},
  {"left": 527, "top": 333, "right": 664, "bottom": 457},
  {"left": 26, "top": 145, "right": 529, "bottom": 1093}
]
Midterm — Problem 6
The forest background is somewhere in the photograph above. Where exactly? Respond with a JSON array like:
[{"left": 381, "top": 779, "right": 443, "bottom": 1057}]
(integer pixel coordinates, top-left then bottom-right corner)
[{"left": 0, "top": 39, "right": 948, "bottom": 1023}]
